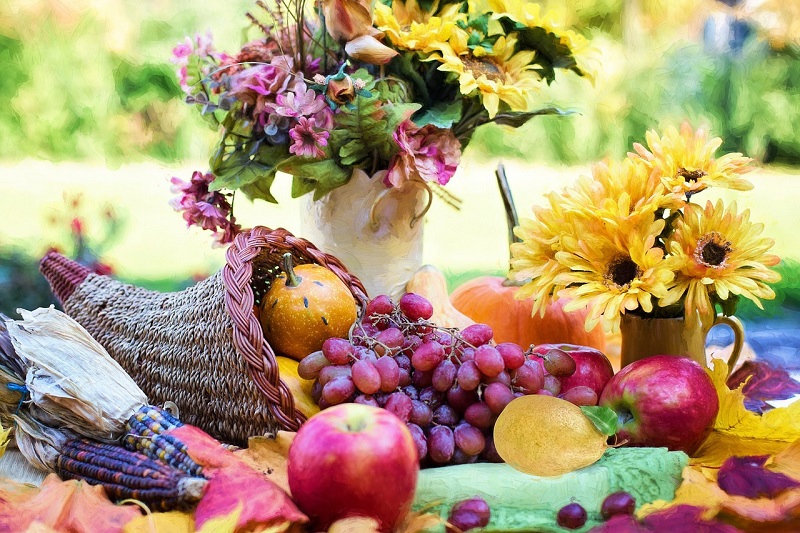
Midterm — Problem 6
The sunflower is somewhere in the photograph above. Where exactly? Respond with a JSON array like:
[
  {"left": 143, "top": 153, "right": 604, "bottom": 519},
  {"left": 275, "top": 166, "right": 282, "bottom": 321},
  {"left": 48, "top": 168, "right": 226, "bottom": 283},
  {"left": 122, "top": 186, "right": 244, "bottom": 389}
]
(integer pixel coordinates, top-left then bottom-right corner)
[
  {"left": 559, "top": 158, "right": 684, "bottom": 232},
  {"left": 431, "top": 36, "right": 542, "bottom": 118},
  {"left": 511, "top": 192, "right": 584, "bottom": 317},
  {"left": 374, "top": 1, "right": 466, "bottom": 53},
  {"left": 660, "top": 199, "right": 781, "bottom": 327},
  {"left": 554, "top": 218, "right": 677, "bottom": 333},
  {"left": 630, "top": 123, "right": 754, "bottom": 197}
]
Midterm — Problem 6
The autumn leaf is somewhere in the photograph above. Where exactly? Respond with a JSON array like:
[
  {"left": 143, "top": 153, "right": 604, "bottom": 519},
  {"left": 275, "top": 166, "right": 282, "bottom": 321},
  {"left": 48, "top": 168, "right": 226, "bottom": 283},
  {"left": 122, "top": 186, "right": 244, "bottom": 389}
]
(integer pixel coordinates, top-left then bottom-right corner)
[
  {"left": 0, "top": 421, "right": 10, "bottom": 457},
  {"left": 122, "top": 511, "right": 195, "bottom": 533},
  {"left": 235, "top": 431, "right": 295, "bottom": 494},
  {"left": 0, "top": 474, "right": 141, "bottom": 532},
  {"left": 727, "top": 361, "right": 800, "bottom": 414},
  {"left": 591, "top": 504, "right": 741, "bottom": 532},
  {"left": 691, "top": 360, "right": 800, "bottom": 468},
  {"left": 717, "top": 456, "right": 800, "bottom": 498},
  {"left": 771, "top": 439, "right": 800, "bottom": 480}
]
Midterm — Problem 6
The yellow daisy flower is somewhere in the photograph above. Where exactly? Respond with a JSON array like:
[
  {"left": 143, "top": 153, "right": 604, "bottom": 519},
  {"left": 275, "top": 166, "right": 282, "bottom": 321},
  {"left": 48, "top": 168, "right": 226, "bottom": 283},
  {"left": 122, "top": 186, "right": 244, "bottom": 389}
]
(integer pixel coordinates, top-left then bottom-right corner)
[
  {"left": 660, "top": 199, "right": 781, "bottom": 326},
  {"left": 630, "top": 123, "right": 754, "bottom": 197},
  {"left": 560, "top": 158, "right": 684, "bottom": 232},
  {"left": 375, "top": 1, "right": 465, "bottom": 53},
  {"left": 555, "top": 218, "right": 677, "bottom": 333},
  {"left": 510, "top": 192, "right": 584, "bottom": 317},
  {"left": 431, "top": 36, "right": 542, "bottom": 118}
]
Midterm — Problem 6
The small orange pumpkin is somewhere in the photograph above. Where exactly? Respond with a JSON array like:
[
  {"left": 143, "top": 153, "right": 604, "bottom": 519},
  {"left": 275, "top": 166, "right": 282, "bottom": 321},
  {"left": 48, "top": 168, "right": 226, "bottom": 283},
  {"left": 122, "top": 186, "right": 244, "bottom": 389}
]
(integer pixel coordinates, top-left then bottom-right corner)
[
  {"left": 260, "top": 253, "right": 358, "bottom": 361},
  {"left": 450, "top": 164, "right": 606, "bottom": 351},
  {"left": 450, "top": 278, "right": 606, "bottom": 351}
]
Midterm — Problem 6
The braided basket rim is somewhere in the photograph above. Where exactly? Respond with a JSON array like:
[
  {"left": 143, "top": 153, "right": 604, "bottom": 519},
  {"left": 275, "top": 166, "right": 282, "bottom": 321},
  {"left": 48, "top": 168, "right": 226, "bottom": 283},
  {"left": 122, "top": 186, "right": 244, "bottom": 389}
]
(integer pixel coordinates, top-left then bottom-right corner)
[{"left": 222, "top": 226, "right": 368, "bottom": 431}]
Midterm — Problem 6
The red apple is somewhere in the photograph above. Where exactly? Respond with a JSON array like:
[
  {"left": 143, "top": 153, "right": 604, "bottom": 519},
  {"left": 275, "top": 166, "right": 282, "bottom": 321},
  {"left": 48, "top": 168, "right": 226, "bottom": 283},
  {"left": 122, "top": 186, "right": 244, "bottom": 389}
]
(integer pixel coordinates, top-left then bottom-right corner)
[
  {"left": 599, "top": 355, "right": 719, "bottom": 454},
  {"left": 287, "top": 403, "right": 419, "bottom": 532},
  {"left": 530, "top": 343, "right": 615, "bottom": 398}
]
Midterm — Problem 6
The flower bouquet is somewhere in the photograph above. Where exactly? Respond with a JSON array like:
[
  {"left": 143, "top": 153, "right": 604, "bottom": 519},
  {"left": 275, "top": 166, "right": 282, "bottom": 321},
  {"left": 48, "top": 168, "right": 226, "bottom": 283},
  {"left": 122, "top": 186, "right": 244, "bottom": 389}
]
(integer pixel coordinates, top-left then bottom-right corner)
[
  {"left": 510, "top": 124, "right": 782, "bottom": 334},
  {"left": 168, "top": 0, "right": 591, "bottom": 297}
]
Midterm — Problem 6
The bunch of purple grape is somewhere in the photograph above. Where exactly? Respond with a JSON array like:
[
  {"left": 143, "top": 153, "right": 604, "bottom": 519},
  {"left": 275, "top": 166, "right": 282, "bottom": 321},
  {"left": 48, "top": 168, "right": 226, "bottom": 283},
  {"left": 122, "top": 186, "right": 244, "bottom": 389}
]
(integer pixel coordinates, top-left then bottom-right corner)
[{"left": 297, "top": 293, "right": 578, "bottom": 466}]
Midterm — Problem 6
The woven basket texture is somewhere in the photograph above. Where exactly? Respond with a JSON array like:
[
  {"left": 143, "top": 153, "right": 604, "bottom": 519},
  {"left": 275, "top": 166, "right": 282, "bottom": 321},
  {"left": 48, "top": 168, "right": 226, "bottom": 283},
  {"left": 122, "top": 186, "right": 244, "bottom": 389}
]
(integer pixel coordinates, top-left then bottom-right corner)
[{"left": 40, "top": 226, "right": 367, "bottom": 446}]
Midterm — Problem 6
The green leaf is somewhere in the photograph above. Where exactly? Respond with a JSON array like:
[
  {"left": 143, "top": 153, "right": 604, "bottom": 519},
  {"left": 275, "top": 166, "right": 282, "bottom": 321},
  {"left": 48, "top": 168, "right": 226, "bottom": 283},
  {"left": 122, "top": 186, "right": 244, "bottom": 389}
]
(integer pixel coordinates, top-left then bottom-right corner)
[
  {"left": 209, "top": 142, "right": 286, "bottom": 198},
  {"left": 388, "top": 54, "right": 430, "bottom": 105},
  {"left": 291, "top": 175, "right": 318, "bottom": 198},
  {"left": 414, "top": 100, "right": 463, "bottom": 128},
  {"left": 240, "top": 174, "right": 279, "bottom": 204},
  {"left": 496, "top": 18, "right": 583, "bottom": 82},
  {"left": 491, "top": 107, "right": 574, "bottom": 128},
  {"left": 581, "top": 406, "right": 619, "bottom": 437},
  {"left": 277, "top": 157, "right": 350, "bottom": 199}
]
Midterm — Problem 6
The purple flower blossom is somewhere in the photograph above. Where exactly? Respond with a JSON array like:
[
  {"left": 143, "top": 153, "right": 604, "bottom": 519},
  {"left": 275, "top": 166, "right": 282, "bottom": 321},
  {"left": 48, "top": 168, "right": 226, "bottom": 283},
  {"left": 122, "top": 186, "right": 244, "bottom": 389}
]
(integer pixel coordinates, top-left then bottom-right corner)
[
  {"left": 170, "top": 171, "right": 241, "bottom": 245},
  {"left": 385, "top": 122, "right": 461, "bottom": 188},
  {"left": 289, "top": 117, "right": 329, "bottom": 159}
]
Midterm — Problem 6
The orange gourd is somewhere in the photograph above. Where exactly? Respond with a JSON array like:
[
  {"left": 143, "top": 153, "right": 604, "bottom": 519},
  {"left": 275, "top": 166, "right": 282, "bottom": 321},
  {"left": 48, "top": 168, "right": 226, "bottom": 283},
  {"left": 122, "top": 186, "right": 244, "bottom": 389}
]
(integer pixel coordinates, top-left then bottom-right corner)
[
  {"left": 450, "top": 165, "right": 606, "bottom": 351},
  {"left": 261, "top": 253, "right": 358, "bottom": 361},
  {"left": 405, "top": 265, "right": 475, "bottom": 329}
]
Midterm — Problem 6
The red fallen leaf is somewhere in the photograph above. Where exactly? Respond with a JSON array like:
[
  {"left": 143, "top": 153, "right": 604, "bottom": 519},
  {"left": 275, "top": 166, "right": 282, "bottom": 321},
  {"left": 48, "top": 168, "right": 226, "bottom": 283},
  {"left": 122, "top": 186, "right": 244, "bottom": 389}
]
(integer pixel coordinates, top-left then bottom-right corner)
[
  {"left": 589, "top": 505, "right": 742, "bottom": 532},
  {"left": 718, "top": 455, "right": 800, "bottom": 499},
  {"left": 0, "top": 474, "right": 141, "bottom": 533},
  {"left": 727, "top": 361, "right": 800, "bottom": 413},
  {"left": 168, "top": 425, "right": 307, "bottom": 532}
]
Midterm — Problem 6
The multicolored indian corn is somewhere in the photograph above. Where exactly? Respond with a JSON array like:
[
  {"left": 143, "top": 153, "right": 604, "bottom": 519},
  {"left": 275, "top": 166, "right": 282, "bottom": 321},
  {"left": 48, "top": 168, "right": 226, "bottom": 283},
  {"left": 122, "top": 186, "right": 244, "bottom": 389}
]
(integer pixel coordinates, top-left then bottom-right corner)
[
  {"left": 56, "top": 438, "right": 206, "bottom": 511},
  {"left": 123, "top": 405, "right": 204, "bottom": 477}
]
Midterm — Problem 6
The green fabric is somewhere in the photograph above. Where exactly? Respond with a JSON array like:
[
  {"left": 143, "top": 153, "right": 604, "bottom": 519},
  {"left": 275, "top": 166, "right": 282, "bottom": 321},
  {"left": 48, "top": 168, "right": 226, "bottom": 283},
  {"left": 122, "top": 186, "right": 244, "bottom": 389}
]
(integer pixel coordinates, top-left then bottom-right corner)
[{"left": 413, "top": 447, "right": 688, "bottom": 532}]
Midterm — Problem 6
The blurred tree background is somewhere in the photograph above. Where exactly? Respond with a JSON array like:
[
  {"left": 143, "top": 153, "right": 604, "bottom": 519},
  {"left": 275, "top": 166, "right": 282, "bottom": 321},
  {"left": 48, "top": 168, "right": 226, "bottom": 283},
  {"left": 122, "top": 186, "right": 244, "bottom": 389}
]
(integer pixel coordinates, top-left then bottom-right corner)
[{"left": 1, "top": 0, "right": 798, "bottom": 166}]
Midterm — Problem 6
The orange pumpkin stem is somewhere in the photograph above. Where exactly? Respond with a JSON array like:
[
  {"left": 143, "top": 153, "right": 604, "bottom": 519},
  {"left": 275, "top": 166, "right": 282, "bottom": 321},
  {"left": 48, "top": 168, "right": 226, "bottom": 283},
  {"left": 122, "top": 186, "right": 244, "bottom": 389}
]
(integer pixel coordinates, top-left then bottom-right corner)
[{"left": 282, "top": 252, "right": 302, "bottom": 288}]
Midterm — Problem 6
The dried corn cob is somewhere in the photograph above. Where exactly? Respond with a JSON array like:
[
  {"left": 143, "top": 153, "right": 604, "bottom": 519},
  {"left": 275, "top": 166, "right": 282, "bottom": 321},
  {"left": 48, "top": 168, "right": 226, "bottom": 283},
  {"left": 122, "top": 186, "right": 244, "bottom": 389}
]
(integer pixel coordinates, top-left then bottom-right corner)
[
  {"left": 57, "top": 438, "right": 207, "bottom": 511},
  {"left": 123, "top": 404, "right": 204, "bottom": 477}
]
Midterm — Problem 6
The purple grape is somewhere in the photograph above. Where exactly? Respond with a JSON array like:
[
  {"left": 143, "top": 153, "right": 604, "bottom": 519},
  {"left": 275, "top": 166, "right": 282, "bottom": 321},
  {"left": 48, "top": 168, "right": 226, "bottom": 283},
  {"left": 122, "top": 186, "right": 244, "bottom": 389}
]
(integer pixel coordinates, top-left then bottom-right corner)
[
  {"left": 428, "top": 426, "right": 455, "bottom": 464},
  {"left": 457, "top": 360, "right": 481, "bottom": 391},
  {"left": 321, "top": 338, "right": 354, "bottom": 365},
  {"left": 542, "top": 374, "right": 562, "bottom": 396},
  {"left": 376, "top": 355, "right": 401, "bottom": 392},
  {"left": 409, "top": 400, "right": 434, "bottom": 427},
  {"left": 373, "top": 392, "right": 389, "bottom": 407},
  {"left": 385, "top": 392, "right": 413, "bottom": 422},
  {"left": 353, "top": 394, "right": 379, "bottom": 407},
  {"left": 496, "top": 342, "right": 525, "bottom": 370},
  {"left": 459, "top": 347, "right": 475, "bottom": 362},
  {"left": 365, "top": 294, "right": 394, "bottom": 316},
  {"left": 322, "top": 376, "right": 355, "bottom": 405},
  {"left": 464, "top": 402, "right": 494, "bottom": 431},
  {"left": 356, "top": 321, "right": 380, "bottom": 339},
  {"left": 454, "top": 423, "right": 486, "bottom": 456},
  {"left": 481, "top": 435, "right": 503, "bottom": 463},
  {"left": 375, "top": 327, "right": 405, "bottom": 356},
  {"left": 398, "top": 368, "right": 412, "bottom": 387},
  {"left": 432, "top": 360, "right": 457, "bottom": 392},
  {"left": 559, "top": 386, "right": 599, "bottom": 407},
  {"left": 353, "top": 347, "right": 378, "bottom": 363},
  {"left": 419, "top": 387, "right": 445, "bottom": 410},
  {"left": 399, "top": 293, "right": 434, "bottom": 321},
  {"left": 395, "top": 353, "right": 412, "bottom": 372},
  {"left": 451, "top": 449, "right": 478, "bottom": 465},
  {"left": 542, "top": 348, "right": 577, "bottom": 377},
  {"left": 484, "top": 382, "right": 515, "bottom": 415},
  {"left": 601, "top": 491, "right": 636, "bottom": 520},
  {"left": 351, "top": 359, "right": 381, "bottom": 395},
  {"left": 412, "top": 369, "right": 434, "bottom": 389},
  {"left": 401, "top": 335, "right": 422, "bottom": 355},
  {"left": 297, "top": 350, "right": 330, "bottom": 380},
  {"left": 557, "top": 503, "right": 587, "bottom": 529},
  {"left": 460, "top": 324, "right": 493, "bottom": 346},
  {"left": 447, "top": 497, "right": 490, "bottom": 532},
  {"left": 412, "top": 341, "right": 445, "bottom": 372},
  {"left": 511, "top": 360, "right": 544, "bottom": 394},
  {"left": 486, "top": 369, "right": 511, "bottom": 387},
  {"left": 447, "top": 385, "right": 478, "bottom": 414},
  {"left": 318, "top": 364, "right": 352, "bottom": 386},
  {"left": 474, "top": 345, "right": 504, "bottom": 378},
  {"left": 537, "top": 389, "right": 555, "bottom": 397},
  {"left": 433, "top": 404, "right": 460, "bottom": 427},
  {"left": 407, "top": 423, "right": 428, "bottom": 462},
  {"left": 311, "top": 379, "right": 323, "bottom": 404},
  {"left": 402, "top": 385, "right": 419, "bottom": 400}
]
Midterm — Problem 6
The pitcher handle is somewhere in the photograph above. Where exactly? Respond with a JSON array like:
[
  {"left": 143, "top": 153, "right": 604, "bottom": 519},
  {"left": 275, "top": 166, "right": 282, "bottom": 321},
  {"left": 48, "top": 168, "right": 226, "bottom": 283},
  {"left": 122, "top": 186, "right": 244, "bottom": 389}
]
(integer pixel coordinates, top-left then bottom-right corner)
[{"left": 713, "top": 314, "right": 745, "bottom": 376}]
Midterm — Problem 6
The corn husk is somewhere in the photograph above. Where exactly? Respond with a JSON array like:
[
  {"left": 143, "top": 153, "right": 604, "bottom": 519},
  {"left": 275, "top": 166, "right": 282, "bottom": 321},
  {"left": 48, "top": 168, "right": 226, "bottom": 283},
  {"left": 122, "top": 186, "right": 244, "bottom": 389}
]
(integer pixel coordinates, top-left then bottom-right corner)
[
  {"left": 7, "top": 307, "right": 147, "bottom": 442},
  {"left": 12, "top": 413, "right": 67, "bottom": 471},
  {"left": 0, "top": 314, "right": 26, "bottom": 426}
]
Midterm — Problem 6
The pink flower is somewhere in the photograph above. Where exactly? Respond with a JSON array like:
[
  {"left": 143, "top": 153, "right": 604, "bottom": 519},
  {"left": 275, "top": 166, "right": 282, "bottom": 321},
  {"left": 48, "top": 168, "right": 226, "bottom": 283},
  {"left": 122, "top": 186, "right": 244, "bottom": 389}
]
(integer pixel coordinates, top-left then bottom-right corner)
[
  {"left": 385, "top": 122, "right": 461, "bottom": 188},
  {"left": 170, "top": 171, "right": 241, "bottom": 245},
  {"left": 229, "top": 56, "right": 297, "bottom": 116},
  {"left": 288, "top": 117, "right": 329, "bottom": 159},
  {"left": 267, "top": 81, "right": 334, "bottom": 130}
]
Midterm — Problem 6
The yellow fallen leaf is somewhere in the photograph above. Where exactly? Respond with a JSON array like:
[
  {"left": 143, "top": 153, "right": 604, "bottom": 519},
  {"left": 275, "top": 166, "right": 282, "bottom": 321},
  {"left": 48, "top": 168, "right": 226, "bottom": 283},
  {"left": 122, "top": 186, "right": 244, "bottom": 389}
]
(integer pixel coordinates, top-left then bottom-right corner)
[
  {"left": 123, "top": 511, "right": 195, "bottom": 533},
  {"left": 234, "top": 431, "right": 296, "bottom": 494},
  {"left": 771, "top": 439, "right": 800, "bottom": 481},
  {"left": 0, "top": 420, "right": 11, "bottom": 457},
  {"left": 691, "top": 360, "right": 800, "bottom": 467},
  {"left": 638, "top": 467, "right": 725, "bottom": 520},
  {"left": 196, "top": 503, "right": 241, "bottom": 533}
]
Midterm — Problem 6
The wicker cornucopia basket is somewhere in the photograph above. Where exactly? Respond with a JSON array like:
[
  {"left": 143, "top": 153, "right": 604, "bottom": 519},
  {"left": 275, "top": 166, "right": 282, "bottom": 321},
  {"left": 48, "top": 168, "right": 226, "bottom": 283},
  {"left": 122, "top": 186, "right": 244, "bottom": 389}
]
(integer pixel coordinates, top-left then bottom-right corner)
[{"left": 39, "top": 226, "right": 368, "bottom": 446}]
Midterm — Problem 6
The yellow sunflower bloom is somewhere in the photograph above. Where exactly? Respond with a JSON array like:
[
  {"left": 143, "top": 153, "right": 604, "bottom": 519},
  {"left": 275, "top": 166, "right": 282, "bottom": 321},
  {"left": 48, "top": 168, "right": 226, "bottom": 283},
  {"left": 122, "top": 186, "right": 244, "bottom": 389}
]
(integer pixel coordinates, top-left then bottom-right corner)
[
  {"left": 510, "top": 192, "right": 586, "bottom": 316},
  {"left": 630, "top": 123, "right": 754, "bottom": 197},
  {"left": 554, "top": 218, "right": 677, "bottom": 333},
  {"left": 660, "top": 199, "right": 781, "bottom": 326},
  {"left": 431, "top": 36, "right": 542, "bottom": 118},
  {"left": 560, "top": 158, "right": 684, "bottom": 231},
  {"left": 375, "top": 1, "right": 465, "bottom": 53}
]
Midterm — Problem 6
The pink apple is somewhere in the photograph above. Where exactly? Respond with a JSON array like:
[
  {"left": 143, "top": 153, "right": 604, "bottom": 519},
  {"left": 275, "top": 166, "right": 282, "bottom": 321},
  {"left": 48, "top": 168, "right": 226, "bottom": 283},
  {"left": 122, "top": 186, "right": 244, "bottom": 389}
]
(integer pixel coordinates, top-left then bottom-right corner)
[
  {"left": 599, "top": 355, "right": 719, "bottom": 454},
  {"left": 287, "top": 403, "right": 419, "bottom": 532},
  {"left": 530, "top": 343, "right": 615, "bottom": 398}
]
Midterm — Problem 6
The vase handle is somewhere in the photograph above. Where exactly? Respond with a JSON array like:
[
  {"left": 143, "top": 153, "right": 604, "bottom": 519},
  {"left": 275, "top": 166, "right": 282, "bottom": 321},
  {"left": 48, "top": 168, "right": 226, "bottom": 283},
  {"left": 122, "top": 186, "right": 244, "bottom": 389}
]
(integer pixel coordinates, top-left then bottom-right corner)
[
  {"left": 712, "top": 314, "right": 745, "bottom": 376},
  {"left": 369, "top": 179, "right": 434, "bottom": 231}
]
